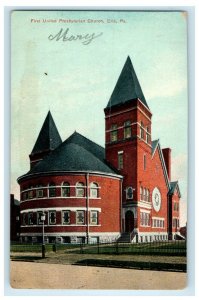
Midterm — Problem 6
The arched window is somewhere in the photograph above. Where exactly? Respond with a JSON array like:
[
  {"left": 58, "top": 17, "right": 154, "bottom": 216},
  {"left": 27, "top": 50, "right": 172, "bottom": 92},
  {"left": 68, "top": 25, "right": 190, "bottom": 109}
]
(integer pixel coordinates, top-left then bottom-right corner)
[
  {"left": 90, "top": 182, "right": 98, "bottom": 198},
  {"left": 124, "top": 120, "right": 131, "bottom": 139},
  {"left": 140, "top": 212, "right": 144, "bottom": 226},
  {"left": 28, "top": 212, "right": 34, "bottom": 225},
  {"left": 49, "top": 183, "right": 56, "bottom": 197},
  {"left": 22, "top": 213, "right": 26, "bottom": 226},
  {"left": 37, "top": 211, "right": 43, "bottom": 225},
  {"left": 146, "top": 189, "right": 150, "bottom": 202},
  {"left": 90, "top": 211, "right": 98, "bottom": 225},
  {"left": 28, "top": 186, "right": 33, "bottom": 199},
  {"left": 126, "top": 187, "right": 133, "bottom": 199},
  {"left": 110, "top": 124, "right": 118, "bottom": 142},
  {"left": 118, "top": 151, "right": 123, "bottom": 170},
  {"left": 76, "top": 210, "right": 85, "bottom": 224},
  {"left": 22, "top": 191, "right": 28, "bottom": 201},
  {"left": 62, "top": 210, "right": 70, "bottom": 224},
  {"left": 140, "top": 186, "right": 143, "bottom": 201},
  {"left": 143, "top": 188, "right": 146, "bottom": 201},
  {"left": 146, "top": 127, "right": 150, "bottom": 143},
  {"left": 140, "top": 121, "right": 144, "bottom": 139},
  {"left": 146, "top": 213, "right": 150, "bottom": 226},
  {"left": 49, "top": 211, "right": 56, "bottom": 224},
  {"left": 62, "top": 182, "right": 70, "bottom": 197},
  {"left": 36, "top": 184, "right": 44, "bottom": 198},
  {"left": 76, "top": 182, "right": 84, "bottom": 197}
]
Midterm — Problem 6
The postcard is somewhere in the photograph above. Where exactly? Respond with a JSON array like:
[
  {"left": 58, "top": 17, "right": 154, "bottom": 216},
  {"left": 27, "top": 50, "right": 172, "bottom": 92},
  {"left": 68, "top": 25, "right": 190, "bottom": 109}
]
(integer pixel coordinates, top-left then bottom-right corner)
[{"left": 10, "top": 10, "right": 187, "bottom": 290}]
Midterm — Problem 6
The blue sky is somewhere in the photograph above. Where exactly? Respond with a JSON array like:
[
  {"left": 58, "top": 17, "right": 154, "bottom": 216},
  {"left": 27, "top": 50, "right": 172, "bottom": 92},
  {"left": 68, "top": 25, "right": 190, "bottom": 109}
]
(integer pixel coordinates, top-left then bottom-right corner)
[{"left": 11, "top": 10, "right": 188, "bottom": 225}]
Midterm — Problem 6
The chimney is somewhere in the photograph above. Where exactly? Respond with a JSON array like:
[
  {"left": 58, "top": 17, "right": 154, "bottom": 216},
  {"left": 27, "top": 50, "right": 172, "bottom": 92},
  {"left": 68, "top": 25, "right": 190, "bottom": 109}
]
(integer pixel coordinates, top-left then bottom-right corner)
[{"left": 162, "top": 148, "right": 171, "bottom": 180}]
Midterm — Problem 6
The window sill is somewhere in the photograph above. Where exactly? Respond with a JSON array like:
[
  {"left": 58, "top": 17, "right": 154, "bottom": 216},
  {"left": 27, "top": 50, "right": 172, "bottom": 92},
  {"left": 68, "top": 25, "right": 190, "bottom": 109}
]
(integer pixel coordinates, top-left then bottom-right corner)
[
  {"left": 152, "top": 227, "right": 165, "bottom": 229},
  {"left": 140, "top": 200, "right": 151, "bottom": 203}
]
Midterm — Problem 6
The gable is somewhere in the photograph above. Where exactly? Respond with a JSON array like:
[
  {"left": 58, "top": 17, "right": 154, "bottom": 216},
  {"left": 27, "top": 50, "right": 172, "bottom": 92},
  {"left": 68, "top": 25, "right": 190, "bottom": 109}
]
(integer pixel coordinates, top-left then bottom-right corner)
[
  {"left": 152, "top": 141, "right": 170, "bottom": 190},
  {"left": 169, "top": 181, "right": 181, "bottom": 198}
]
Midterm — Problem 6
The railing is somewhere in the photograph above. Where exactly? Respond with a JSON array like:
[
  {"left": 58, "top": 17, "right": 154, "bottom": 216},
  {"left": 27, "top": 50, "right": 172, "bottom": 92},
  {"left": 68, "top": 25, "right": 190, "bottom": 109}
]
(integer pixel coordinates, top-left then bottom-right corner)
[
  {"left": 10, "top": 239, "right": 186, "bottom": 256},
  {"left": 130, "top": 230, "right": 137, "bottom": 242},
  {"left": 78, "top": 240, "right": 186, "bottom": 256}
]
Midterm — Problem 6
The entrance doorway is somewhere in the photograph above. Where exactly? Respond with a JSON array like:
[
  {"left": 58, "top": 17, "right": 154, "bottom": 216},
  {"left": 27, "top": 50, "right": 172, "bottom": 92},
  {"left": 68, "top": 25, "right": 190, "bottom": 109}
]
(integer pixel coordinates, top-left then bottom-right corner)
[{"left": 125, "top": 210, "right": 134, "bottom": 233}]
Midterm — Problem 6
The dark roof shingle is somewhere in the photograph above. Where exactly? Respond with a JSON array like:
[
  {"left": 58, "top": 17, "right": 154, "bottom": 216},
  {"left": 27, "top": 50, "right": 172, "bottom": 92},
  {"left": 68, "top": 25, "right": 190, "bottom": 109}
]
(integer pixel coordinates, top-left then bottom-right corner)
[
  {"left": 31, "top": 111, "right": 62, "bottom": 155},
  {"left": 106, "top": 56, "right": 149, "bottom": 109},
  {"left": 24, "top": 132, "right": 118, "bottom": 177},
  {"left": 151, "top": 139, "right": 159, "bottom": 156},
  {"left": 169, "top": 181, "right": 178, "bottom": 194}
]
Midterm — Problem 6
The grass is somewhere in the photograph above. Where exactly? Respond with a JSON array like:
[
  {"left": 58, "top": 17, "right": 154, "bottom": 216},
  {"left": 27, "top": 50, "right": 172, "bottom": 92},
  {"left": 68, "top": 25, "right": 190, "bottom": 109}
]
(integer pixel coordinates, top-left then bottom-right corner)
[
  {"left": 10, "top": 241, "right": 186, "bottom": 272},
  {"left": 10, "top": 241, "right": 186, "bottom": 257},
  {"left": 10, "top": 251, "right": 187, "bottom": 272},
  {"left": 10, "top": 243, "right": 80, "bottom": 252},
  {"left": 10, "top": 244, "right": 50, "bottom": 253},
  {"left": 76, "top": 241, "right": 186, "bottom": 256}
]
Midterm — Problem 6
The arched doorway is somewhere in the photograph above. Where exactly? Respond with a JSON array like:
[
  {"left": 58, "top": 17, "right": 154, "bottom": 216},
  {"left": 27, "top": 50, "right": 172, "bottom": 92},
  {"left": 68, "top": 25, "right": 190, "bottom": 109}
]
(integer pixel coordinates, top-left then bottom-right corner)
[{"left": 125, "top": 210, "right": 134, "bottom": 233}]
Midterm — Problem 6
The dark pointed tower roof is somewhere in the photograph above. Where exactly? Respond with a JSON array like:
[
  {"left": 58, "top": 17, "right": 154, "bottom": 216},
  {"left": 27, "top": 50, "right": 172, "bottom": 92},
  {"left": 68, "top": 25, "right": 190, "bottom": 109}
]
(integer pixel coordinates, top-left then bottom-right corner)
[
  {"left": 31, "top": 111, "right": 62, "bottom": 154},
  {"left": 106, "top": 56, "right": 149, "bottom": 109},
  {"left": 18, "top": 131, "right": 119, "bottom": 181}
]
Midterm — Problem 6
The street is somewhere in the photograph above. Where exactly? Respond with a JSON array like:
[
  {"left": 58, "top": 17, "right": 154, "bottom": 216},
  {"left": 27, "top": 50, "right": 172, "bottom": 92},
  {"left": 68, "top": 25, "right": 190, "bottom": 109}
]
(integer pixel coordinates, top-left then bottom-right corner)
[{"left": 10, "top": 261, "right": 186, "bottom": 290}]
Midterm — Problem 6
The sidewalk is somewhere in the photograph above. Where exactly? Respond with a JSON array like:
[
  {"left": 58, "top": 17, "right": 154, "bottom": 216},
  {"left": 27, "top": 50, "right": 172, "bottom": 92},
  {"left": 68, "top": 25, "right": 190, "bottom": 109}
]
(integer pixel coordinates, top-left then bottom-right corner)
[{"left": 10, "top": 261, "right": 187, "bottom": 290}]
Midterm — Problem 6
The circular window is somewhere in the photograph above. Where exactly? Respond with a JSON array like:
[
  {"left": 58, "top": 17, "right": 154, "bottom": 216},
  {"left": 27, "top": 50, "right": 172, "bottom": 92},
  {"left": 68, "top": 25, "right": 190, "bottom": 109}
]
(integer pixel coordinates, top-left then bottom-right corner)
[{"left": 152, "top": 187, "right": 161, "bottom": 212}]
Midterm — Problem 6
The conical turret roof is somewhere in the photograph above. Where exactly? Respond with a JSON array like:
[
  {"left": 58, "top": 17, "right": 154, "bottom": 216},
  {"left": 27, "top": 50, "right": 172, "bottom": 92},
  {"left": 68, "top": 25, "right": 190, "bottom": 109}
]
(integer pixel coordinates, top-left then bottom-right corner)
[
  {"left": 106, "top": 56, "right": 149, "bottom": 109},
  {"left": 23, "top": 132, "right": 118, "bottom": 177},
  {"left": 31, "top": 111, "right": 62, "bottom": 155}
]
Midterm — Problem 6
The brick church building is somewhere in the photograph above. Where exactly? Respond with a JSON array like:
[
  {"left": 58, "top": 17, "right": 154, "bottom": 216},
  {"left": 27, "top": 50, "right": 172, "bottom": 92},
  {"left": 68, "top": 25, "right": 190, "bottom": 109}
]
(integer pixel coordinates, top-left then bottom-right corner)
[{"left": 17, "top": 56, "right": 181, "bottom": 243}]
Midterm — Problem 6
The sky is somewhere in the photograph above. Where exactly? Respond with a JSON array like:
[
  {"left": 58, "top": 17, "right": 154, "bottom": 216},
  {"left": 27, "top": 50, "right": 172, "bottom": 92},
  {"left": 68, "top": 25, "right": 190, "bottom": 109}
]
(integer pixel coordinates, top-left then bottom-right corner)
[{"left": 11, "top": 10, "right": 188, "bottom": 226}]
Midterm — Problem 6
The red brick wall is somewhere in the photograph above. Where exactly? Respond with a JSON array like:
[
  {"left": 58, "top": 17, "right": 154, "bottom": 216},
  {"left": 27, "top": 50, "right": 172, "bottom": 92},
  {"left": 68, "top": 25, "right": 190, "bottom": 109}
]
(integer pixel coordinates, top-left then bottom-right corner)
[
  {"left": 105, "top": 100, "right": 152, "bottom": 205},
  {"left": 171, "top": 191, "right": 180, "bottom": 232},
  {"left": 19, "top": 173, "right": 121, "bottom": 235},
  {"left": 138, "top": 146, "right": 169, "bottom": 233},
  {"left": 105, "top": 99, "right": 171, "bottom": 234}
]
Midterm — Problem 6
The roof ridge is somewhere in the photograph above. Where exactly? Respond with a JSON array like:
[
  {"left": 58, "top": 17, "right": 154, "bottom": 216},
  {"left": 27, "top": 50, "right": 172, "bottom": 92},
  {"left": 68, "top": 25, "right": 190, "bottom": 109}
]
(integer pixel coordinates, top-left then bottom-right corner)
[{"left": 71, "top": 131, "right": 105, "bottom": 150}]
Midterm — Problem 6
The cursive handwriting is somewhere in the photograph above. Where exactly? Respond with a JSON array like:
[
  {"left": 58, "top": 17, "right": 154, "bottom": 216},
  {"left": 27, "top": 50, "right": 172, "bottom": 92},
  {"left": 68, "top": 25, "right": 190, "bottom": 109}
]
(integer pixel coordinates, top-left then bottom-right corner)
[{"left": 48, "top": 28, "right": 103, "bottom": 45}]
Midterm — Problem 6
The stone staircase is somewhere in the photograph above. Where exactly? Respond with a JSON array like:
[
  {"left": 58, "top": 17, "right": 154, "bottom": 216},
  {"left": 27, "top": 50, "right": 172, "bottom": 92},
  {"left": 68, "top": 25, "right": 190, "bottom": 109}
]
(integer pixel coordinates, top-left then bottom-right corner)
[{"left": 117, "top": 232, "right": 131, "bottom": 243}]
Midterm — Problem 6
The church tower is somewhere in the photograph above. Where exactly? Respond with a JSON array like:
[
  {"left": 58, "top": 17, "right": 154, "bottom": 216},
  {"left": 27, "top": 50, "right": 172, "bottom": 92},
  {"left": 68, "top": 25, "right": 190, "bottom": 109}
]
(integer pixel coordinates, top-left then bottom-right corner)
[
  {"left": 29, "top": 111, "right": 62, "bottom": 168},
  {"left": 104, "top": 56, "right": 152, "bottom": 233}
]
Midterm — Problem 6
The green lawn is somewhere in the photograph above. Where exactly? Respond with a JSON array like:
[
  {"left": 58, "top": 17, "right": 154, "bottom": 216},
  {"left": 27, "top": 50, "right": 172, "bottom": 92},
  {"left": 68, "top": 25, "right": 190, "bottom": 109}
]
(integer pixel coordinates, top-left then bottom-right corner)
[
  {"left": 10, "top": 241, "right": 186, "bottom": 256},
  {"left": 77, "top": 241, "right": 186, "bottom": 256},
  {"left": 10, "top": 243, "right": 80, "bottom": 253},
  {"left": 10, "top": 244, "right": 53, "bottom": 252}
]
